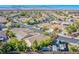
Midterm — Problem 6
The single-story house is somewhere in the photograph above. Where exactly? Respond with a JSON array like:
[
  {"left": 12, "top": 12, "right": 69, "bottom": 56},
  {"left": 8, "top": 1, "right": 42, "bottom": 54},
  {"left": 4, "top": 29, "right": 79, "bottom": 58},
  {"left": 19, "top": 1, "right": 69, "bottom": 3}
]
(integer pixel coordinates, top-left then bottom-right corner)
[
  {"left": 11, "top": 28, "right": 50, "bottom": 47},
  {"left": 11, "top": 28, "right": 34, "bottom": 40}
]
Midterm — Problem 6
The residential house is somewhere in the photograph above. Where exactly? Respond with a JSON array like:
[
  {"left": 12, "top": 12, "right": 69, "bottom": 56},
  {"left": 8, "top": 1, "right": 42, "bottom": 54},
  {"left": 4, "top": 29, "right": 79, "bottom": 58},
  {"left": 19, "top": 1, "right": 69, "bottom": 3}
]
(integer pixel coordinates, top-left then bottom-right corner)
[
  {"left": 11, "top": 28, "right": 34, "bottom": 40},
  {"left": 11, "top": 28, "right": 50, "bottom": 47}
]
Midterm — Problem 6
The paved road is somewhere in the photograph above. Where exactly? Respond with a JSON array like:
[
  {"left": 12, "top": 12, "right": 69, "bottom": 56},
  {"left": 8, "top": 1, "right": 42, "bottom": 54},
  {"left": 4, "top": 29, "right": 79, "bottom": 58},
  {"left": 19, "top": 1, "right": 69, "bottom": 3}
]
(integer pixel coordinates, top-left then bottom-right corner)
[{"left": 57, "top": 34, "right": 79, "bottom": 45}]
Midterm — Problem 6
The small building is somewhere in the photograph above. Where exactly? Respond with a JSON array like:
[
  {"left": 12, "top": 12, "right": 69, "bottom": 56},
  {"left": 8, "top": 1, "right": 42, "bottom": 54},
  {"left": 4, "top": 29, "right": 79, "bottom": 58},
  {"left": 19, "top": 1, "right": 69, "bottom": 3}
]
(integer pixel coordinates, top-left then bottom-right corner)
[
  {"left": 11, "top": 28, "right": 50, "bottom": 47},
  {"left": 11, "top": 28, "right": 34, "bottom": 40}
]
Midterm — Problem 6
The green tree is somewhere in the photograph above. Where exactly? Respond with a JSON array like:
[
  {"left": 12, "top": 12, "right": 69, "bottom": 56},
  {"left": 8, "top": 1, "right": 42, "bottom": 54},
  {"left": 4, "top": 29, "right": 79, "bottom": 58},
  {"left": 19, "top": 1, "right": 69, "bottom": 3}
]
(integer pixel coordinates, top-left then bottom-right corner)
[
  {"left": 68, "top": 44, "right": 79, "bottom": 52},
  {"left": 1, "top": 43, "right": 12, "bottom": 53},
  {"left": 20, "top": 11, "right": 26, "bottom": 16},
  {"left": 66, "top": 24, "right": 77, "bottom": 34},
  {"left": 5, "top": 30, "right": 15, "bottom": 38},
  {"left": 15, "top": 40, "right": 28, "bottom": 52},
  {"left": 32, "top": 40, "right": 39, "bottom": 52},
  {"left": 39, "top": 37, "right": 53, "bottom": 47},
  {"left": 0, "top": 38, "right": 28, "bottom": 54},
  {"left": 75, "top": 20, "right": 79, "bottom": 29},
  {"left": 32, "top": 37, "right": 53, "bottom": 52},
  {"left": 8, "top": 38, "right": 28, "bottom": 52},
  {"left": 15, "top": 24, "right": 20, "bottom": 28}
]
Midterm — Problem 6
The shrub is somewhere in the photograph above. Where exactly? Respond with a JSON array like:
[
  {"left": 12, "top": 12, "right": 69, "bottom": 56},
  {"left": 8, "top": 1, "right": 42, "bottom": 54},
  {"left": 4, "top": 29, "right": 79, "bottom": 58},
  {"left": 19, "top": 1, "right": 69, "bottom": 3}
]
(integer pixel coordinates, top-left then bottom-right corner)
[
  {"left": 66, "top": 24, "right": 77, "bottom": 34},
  {"left": 0, "top": 38, "right": 28, "bottom": 53},
  {"left": 68, "top": 44, "right": 79, "bottom": 52},
  {"left": 32, "top": 37, "right": 53, "bottom": 52}
]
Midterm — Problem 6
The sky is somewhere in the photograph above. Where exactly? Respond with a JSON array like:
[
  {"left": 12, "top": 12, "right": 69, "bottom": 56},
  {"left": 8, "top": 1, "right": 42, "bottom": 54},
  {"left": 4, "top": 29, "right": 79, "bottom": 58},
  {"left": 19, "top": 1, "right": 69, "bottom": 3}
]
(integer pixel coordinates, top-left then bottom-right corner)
[{"left": 0, "top": 5, "right": 79, "bottom": 10}]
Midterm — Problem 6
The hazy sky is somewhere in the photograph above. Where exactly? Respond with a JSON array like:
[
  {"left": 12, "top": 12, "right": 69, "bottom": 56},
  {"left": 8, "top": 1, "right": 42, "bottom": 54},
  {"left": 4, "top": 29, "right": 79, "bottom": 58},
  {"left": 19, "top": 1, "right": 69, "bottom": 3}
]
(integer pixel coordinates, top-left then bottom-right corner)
[{"left": 0, "top": 5, "right": 79, "bottom": 9}]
